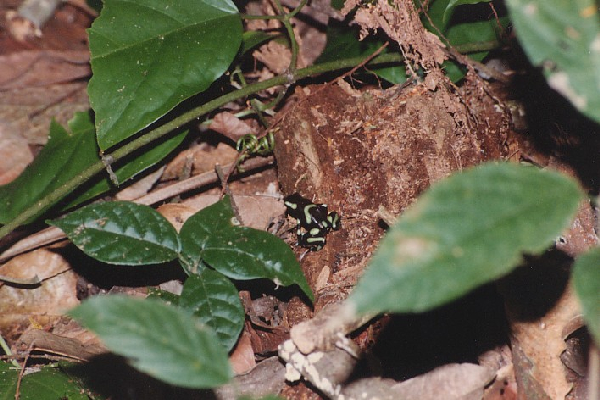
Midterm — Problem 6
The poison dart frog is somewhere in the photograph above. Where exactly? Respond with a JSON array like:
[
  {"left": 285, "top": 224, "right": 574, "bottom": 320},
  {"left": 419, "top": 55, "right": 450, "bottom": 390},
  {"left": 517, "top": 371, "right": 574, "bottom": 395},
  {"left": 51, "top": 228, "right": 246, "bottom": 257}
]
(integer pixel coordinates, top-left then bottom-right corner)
[{"left": 284, "top": 193, "right": 340, "bottom": 250}]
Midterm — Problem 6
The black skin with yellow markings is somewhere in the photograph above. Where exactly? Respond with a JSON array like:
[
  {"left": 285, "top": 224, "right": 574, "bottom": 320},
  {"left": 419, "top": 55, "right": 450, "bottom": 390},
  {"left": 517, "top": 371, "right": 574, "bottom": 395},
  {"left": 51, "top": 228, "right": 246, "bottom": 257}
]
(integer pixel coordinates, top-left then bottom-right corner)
[{"left": 284, "top": 193, "right": 340, "bottom": 250}]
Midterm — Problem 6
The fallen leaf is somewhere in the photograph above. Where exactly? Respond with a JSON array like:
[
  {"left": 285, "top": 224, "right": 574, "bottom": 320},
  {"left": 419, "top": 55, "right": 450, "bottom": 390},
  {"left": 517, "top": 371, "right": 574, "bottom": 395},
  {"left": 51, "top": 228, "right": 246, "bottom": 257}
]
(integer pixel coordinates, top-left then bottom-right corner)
[
  {"left": 0, "top": 125, "right": 33, "bottom": 184},
  {"left": 0, "top": 50, "right": 90, "bottom": 90},
  {"left": 229, "top": 329, "right": 257, "bottom": 375},
  {"left": 391, "top": 363, "right": 495, "bottom": 400},
  {"left": 210, "top": 111, "right": 257, "bottom": 141},
  {"left": 0, "top": 249, "right": 79, "bottom": 329}
]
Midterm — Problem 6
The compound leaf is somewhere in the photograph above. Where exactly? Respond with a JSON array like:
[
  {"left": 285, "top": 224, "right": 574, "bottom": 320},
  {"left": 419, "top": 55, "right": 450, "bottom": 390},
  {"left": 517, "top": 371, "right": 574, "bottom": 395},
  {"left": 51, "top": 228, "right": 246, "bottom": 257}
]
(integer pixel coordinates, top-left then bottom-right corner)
[{"left": 179, "top": 196, "right": 313, "bottom": 301}]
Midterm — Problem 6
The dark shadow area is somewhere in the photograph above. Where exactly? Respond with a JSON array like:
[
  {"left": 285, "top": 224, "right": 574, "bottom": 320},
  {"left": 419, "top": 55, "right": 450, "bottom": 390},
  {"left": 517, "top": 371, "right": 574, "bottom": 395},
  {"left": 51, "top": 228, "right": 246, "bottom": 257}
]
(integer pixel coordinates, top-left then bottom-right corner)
[
  {"left": 57, "top": 245, "right": 185, "bottom": 291},
  {"left": 498, "top": 249, "right": 571, "bottom": 322},
  {"left": 65, "top": 354, "right": 216, "bottom": 400},
  {"left": 368, "top": 282, "right": 509, "bottom": 381},
  {"left": 508, "top": 45, "right": 600, "bottom": 194}
]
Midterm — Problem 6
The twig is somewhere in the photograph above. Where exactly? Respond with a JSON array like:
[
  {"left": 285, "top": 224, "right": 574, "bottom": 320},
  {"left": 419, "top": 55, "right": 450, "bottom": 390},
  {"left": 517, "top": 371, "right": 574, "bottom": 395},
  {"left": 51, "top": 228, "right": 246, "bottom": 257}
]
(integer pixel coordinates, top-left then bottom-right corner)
[
  {"left": 15, "top": 341, "right": 34, "bottom": 400},
  {"left": 334, "top": 42, "right": 389, "bottom": 85},
  {"left": 0, "top": 52, "right": 404, "bottom": 242},
  {"left": 0, "top": 156, "right": 274, "bottom": 263}
]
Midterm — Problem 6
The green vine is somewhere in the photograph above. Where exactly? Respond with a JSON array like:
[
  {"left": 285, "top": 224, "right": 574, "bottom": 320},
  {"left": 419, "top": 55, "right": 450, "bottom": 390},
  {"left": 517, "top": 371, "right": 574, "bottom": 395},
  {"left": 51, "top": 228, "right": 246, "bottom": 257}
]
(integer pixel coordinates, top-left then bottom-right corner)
[{"left": 0, "top": 52, "right": 404, "bottom": 241}]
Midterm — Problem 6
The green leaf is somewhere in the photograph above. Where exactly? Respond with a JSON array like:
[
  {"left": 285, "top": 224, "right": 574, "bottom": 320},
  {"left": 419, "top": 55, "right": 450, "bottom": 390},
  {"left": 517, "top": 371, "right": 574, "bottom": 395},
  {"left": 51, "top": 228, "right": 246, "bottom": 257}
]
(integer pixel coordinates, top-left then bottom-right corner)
[
  {"left": 179, "top": 271, "right": 244, "bottom": 351},
  {"left": 572, "top": 247, "right": 600, "bottom": 347},
  {"left": 0, "top": 116, "right": 92, "bottom": 225},
  {"left": 443, "top": 0, "right": 489, "bottom": 24},
  {"left": 0, "top": 112, "right": 186, "bottom": 225},
  {"left": 0, "top": 362, "right": 90, "bottom": 400},
  {"left": 179, "top": 196, "right": 314, "bottom": 301},
  {"left": 349, "top": 162, "right": 582, "bottom": 315},
  {"left": 240, "top": 30, "right": 281, "bottom": 56},
  {"left": 70, "top": 295, "right": 232, "bottom": 388},
  {"left": 442, "top": 18, "right": 508, "bottom": 82},
  {"left": 88, "top": 0, "right": 243, "bottom": 151},
  {"left": 505, "top": 0, "right": 600, "bottom": 123},
  {"left": 50, "top": 201, "right": 179, "bottom": 265},
  {"left": 317, "top": 24, "right": 407, "bottom": 85},
  {"left": 421, "top": 0, "right": 507, "bottom": 82},
  {"left": 147, "top": 287, "right": 180, "bottom": 306}
]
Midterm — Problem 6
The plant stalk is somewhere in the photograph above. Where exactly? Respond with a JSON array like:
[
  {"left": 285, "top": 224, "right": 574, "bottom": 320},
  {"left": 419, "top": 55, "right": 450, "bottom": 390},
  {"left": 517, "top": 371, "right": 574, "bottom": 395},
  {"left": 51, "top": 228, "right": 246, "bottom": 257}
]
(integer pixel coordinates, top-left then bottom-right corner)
[{"left": 0, "top": 52, "right": 403, "bottom": 241}]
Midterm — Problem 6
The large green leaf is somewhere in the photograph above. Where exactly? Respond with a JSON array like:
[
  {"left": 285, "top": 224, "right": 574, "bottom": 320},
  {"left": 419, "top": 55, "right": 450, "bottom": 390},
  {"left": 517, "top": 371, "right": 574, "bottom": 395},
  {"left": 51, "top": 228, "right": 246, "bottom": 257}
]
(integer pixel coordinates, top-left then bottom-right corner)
[
  {"left": 70, "top": 295, "right": 232, "bottom": 388},
  {"left": 0, "top": 362, "right": 89, "bottom": 400},
  {"left": 50, "top": 201, "right": 180, "bottom": 265},
  {"left": 349, "top": 162, "right": 582, "bottom": 315},
  {"left": 572, "top": 247, "right": 600, "bottom": 347},
  {"left": 179, "top": 196, "right": 314, "bottom": 301},
  {"left": 88, "top": 0, "right": 243, "bottom": 151},
  {"left": 0, "top": 112, "right": 185, "bottom": 225},
  {"left": 179, "top": 270, "right": 244, "bottom": 351},
  {"left": 506, "top": 0, "right": 600, "bottom": 123}
]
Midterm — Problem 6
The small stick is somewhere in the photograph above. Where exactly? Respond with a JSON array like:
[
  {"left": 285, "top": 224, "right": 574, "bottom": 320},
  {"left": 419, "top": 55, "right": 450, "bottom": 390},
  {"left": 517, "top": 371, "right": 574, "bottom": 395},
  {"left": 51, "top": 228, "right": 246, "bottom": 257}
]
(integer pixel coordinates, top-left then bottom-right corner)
[
  {"left": 15, "top": 341, "right": 34, "bottom": 400},
  {"left": 0, "top": 156, "right": 274, "bottom": 263}
]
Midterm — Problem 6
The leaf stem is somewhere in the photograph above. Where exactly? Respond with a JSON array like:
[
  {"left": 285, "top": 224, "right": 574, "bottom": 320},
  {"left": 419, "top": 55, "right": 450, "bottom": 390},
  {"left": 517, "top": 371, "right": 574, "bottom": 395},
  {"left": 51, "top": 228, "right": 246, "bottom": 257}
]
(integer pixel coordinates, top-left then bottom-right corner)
[{"left": 0, "top": 52, "right": 403, "bottom": 241}]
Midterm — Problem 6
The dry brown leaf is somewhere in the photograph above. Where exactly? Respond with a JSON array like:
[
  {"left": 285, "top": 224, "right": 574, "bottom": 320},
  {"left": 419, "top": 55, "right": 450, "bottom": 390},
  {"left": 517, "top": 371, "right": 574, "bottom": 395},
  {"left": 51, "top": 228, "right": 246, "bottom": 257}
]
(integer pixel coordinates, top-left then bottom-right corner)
[
  {"left": 16, "top": 329, "right": 106, "bottom": 361},
  {"left": 115, "top": 166, "right": 165, "bottom": 201},
  {"left": 160, "top": 194, "right": 284, "bottom": 231},
  {"left": 0, "top": 125, "right": 33, "bottom": 184},
  {"left": 0, "top": 50, "right": 90, "bottom": 90},
  {"left": 209, "top": 111, "right": 257, "bottom": 141},
  {"left": 0, "top": 82, "right": 89, "bottom": 145},
  {"left": 162, "top": 142, "right": 238, "bottom": 180},
  {"left": 391, "top": 363, "right": 495, "bottom": 400},
  {"left": 502, "top": 262, "right": 581, "bottom": 399},
  {"left": 182, "top": 194, "right": 285, "bottom": 230},
  {"left": 156, "top": 203, "right": 197, "bottom": 232},
  {"left": 229, "top": 329, "right": 257, "bottom": 375},
  {"left": 0, "top": 249, "right": 79, "bottom": 329}
]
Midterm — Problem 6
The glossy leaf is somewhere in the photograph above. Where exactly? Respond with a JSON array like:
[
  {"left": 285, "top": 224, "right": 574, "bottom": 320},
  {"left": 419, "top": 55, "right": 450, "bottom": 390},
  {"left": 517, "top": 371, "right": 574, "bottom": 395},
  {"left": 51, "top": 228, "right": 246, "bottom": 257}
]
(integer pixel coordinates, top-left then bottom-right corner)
[
  {"left": 573, "top": 247, "right": 600, "bottom": 346},
  {"left": 506, "top": 0, "right": 600, "bottom": 123},
  {"left": 0, "top": 112, "right": 186, "bottom": 225},
  {"left": 179, "top": 196, "right": 313, "bottom": 301},
  {"left": 88, "top": 0, "right": 243, "bottom": 150},
  {"left": 179, "top": 270, "right": 244, "bottom": 351},
  {"left": 70, "top": 295, "right": 232, "bottom": 388},
  {"left": 51, "top": 201, "right": 179, "bottom": 265},
  {"left": 147, "top": 287, "right": 180, "bottom": 306},
  {"left": 349, "top": 162, "right": 582, "bottom": 315},
  {"left": 0, "top": 362, "right": 89, "bottom": 400}
]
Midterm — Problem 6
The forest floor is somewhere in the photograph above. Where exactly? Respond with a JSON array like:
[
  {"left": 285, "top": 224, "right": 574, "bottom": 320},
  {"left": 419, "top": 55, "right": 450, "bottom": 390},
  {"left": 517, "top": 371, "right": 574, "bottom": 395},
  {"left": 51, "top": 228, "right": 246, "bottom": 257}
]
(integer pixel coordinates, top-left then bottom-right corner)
[{"left": 0, "top": 0, "right": 596, "bottom": 399}]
